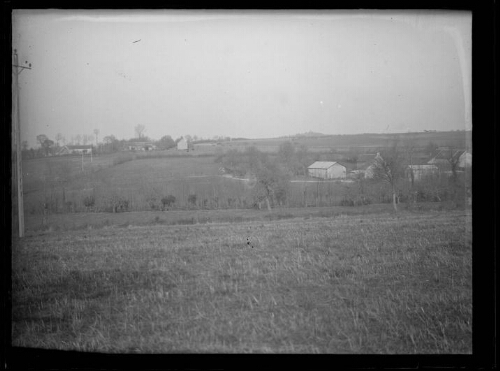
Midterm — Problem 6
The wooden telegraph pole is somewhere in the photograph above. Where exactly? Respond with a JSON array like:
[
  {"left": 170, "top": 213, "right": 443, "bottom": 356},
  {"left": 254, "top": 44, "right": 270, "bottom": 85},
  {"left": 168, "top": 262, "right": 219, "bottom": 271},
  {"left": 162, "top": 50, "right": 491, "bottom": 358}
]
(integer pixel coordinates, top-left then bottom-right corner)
[{"left": 12, "top": 49, "right": 31, "bottom": 238}]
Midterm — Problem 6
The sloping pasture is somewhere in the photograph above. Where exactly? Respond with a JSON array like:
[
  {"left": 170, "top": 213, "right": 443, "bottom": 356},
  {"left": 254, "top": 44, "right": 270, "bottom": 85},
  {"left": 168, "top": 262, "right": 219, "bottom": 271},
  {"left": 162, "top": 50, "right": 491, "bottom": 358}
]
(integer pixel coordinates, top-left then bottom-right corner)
[
  {"left": 23, "top": 154, "right": 367, "bottom": 213},
  {"left": 12, "top": 211, "right": 471, "bottom": 353}
]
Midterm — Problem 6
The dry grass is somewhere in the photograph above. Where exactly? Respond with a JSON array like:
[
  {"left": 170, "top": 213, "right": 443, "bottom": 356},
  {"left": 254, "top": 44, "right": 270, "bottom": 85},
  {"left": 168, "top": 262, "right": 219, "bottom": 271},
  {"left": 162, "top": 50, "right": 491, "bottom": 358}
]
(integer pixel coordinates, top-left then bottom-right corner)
[{"left": 12, "top": 210, "right": 471, "bottom": 353}]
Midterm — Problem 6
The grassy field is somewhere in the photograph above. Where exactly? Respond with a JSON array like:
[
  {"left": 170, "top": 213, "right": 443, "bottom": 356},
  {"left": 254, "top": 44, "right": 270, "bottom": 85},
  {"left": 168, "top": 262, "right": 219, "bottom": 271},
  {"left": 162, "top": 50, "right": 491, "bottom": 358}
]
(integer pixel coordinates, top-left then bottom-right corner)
[
  {"left": 24, "top": 202, "right": 461, "bottom": 234},
  {"left": 12, "top": 209, "right": 472, "bottom": 353},
  {"left": 23, "top": 153, "right": 377, "bottom": 214}
]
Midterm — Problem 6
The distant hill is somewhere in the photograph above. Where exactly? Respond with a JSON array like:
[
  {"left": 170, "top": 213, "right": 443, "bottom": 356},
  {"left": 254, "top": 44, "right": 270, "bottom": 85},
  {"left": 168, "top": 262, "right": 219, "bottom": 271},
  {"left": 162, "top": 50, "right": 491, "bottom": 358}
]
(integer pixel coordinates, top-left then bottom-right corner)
[
  {"left": 218, "top": 130, "right": 472, "bottom": 154},
  {"left": 293, "top": 131, "right": 326, "bottom": 138}
]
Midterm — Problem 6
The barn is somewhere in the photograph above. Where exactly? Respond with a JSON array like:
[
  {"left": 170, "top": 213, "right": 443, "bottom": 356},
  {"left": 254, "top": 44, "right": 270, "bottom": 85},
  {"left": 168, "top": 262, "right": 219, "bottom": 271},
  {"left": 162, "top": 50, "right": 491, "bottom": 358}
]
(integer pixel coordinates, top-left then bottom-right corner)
[
  {"left": 428, "top": 149, "right": 472, "bottom": 169},
  {"left": 57, "top": 145, "right": 93, "bottom": 155},
  {"left": 308, "top": 161, "right": 346, "bottom": 179}
]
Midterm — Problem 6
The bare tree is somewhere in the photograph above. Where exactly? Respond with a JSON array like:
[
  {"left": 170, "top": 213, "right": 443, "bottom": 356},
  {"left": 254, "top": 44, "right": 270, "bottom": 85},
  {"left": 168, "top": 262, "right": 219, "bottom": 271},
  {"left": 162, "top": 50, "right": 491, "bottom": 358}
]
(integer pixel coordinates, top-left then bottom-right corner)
[
  {"left": 42, "top": 138, "right": 54, "bottom": 157},
  {"left": 404, "top": 138, "right": 416, "bottom": 188},
  {"left": 55, "top": 133, "right": 63, "bottom": 147},
  {"left": 372, "top": 140, "right": 406, "bottom": 212},
  {"left": 93, "top": 128, "right": 100, "bottom": 146},
  {"left": 445, "top": 145, "right": 461, "bottom": 185},
  {"left": 135, "top": 124, "right": 146, "bottom": 139},
  {"left": 36, "top": 134, "right": 48, "bottom": 148},
  {"left": 75, "top": 134, "right": 82, "bottom": 145}
]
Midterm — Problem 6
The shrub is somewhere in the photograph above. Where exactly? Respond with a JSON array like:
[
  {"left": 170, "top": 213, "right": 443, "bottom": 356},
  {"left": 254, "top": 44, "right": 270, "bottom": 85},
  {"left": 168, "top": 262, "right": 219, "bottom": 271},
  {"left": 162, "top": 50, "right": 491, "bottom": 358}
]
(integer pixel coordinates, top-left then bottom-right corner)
[
  {"left": 147, "top": 197, "right": 158, "bottom": 210},
  {"left": 107, "top": 196, "right": 129, "bottom": 213},
  {"left": 64, "top": 201, "right": 74, "bottom": 213},
  {"left": 188, "top": 194, "right": 197, "bottom": 207},
  {"left": 161, "top": 195, "right": 176, "bottom": 210},
  {"left": 340, "top": 198, "right": 355, "bottom": 207},
  {"left": 83, "top": 195, "right": 95, "bottom": 210},
  {"left": 354, "top": 196, "right": 371, "bottom": 206}
]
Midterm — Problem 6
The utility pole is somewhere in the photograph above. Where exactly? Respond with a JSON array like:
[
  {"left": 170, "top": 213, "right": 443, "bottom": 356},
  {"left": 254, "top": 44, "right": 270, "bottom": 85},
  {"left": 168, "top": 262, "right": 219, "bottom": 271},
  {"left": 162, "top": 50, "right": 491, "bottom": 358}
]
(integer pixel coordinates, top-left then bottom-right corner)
[{"left": 12, "top": 49, "right": 31, "bottom": 238}]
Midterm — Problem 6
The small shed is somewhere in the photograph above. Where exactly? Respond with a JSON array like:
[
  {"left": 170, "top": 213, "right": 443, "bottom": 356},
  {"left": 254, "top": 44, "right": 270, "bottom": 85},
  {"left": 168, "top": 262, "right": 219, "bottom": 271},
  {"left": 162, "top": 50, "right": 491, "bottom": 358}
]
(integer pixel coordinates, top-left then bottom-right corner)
[{"left": 308, "top": 161, "right": 346, "bottom": 179}]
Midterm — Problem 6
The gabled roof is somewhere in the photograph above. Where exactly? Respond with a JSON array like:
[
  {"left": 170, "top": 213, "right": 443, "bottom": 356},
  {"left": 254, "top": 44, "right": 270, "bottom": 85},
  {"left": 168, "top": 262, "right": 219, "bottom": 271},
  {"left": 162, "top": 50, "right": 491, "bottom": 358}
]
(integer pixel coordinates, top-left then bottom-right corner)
[
  {"left": 409, "top": 153, "right": 435, "bottom": 165},
  {"left": 431, "top": 149, "right": 466, "bottom": 161},
  {"left": 308, "top": 161, "right": 345, "bottom": 169}
]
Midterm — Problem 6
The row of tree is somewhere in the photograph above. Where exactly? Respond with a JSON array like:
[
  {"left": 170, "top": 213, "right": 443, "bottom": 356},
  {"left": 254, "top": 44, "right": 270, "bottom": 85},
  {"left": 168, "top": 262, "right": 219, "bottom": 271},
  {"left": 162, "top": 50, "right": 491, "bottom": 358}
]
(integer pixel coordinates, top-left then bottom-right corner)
[{"left": 26, "top": 131, "right": 181, "bottom": 158}]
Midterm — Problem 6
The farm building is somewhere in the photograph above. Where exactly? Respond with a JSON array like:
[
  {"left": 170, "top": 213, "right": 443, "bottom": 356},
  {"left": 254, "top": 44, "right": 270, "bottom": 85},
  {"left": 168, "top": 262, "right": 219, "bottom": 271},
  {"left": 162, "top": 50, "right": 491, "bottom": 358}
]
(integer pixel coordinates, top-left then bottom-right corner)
[
  {"left": 56, "top": 145, "right": 93, "bottom": 155},
  {"left": 406, "top": 164, "right": 439, "bottom": 181},
  {"left": 428, "top": 149, "right": 471, "bottom": 169},
  {"left": 458, "top": 151, "right": 472, "bottom": 168},
  {"left": 177, "top": 137, "right": 189, "bottom": 151},
  {"left": 127, "top": 142, "right": 157, "bottom": 151},
  {"left": 362, "top": 153, "right": 384, "bottom": 179},
  {"left": 308, "top": 161, "right": 346, "bottom": 179}
]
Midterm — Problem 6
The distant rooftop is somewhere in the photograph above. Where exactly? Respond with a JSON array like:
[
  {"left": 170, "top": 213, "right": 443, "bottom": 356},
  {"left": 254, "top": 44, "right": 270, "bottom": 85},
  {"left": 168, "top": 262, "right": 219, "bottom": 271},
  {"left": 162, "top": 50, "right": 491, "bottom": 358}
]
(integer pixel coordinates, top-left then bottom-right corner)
[{"left": 308, "top": 161, "right": 342, "bottom": 169}]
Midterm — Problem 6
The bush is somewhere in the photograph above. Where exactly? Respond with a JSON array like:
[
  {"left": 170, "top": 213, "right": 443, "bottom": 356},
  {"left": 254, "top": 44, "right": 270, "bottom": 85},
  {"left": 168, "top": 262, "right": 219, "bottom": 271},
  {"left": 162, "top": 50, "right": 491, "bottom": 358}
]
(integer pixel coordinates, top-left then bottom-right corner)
[
  {"left": 83, "top": 195, "right": 95, "bottom": 210},
  {"left": 188, "top": 194, "right": 197, "bottom": 207},
  {"left": 146, "top": 197, "right": 158, "bottom": 210},
  {"left": 161, "top": 195, "right": 176, "bottom": 210},
  {"left": 354, "top": 196, "right": 372, "bottom": 206},
  {"left": 106, "top": 196, "right": 129, "bottom": 213},
  {"left": 340, "top": 198, "right": 355, "bottom": 207}
]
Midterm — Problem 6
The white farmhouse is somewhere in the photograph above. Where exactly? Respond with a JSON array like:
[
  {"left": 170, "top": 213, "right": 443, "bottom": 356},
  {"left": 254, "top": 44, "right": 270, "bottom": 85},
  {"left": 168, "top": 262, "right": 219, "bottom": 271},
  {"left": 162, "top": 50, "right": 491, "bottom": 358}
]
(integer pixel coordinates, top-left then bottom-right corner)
[
  {"left": 177, "top": 137, "right": 188, "bottom": 151},
  {"left": 458, "top": 151, "right": 472, "bottom": 168},
  {"left": 363, "top": 153, "right": 384, "bottom": 179},
  {"left": 308, "top": 161, "right": 346, "bottom": 179},
  {"left": 428, "top": 149, "right": 472, "bottom": 169}
]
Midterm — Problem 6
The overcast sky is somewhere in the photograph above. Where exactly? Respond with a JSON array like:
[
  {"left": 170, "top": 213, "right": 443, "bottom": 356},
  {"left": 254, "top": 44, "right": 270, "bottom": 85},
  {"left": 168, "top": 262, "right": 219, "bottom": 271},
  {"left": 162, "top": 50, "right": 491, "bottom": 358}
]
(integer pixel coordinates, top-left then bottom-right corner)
[{"left": 13, "top": 10, "right": 471, "bottom": 148}]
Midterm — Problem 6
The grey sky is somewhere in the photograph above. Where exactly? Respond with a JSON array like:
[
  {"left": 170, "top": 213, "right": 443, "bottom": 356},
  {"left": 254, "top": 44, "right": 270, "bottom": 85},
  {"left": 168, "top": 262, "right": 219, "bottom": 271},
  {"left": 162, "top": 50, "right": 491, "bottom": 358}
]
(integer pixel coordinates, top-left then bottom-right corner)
[{"left": 13, "top": 10, "right": 471, "bottom": 148}]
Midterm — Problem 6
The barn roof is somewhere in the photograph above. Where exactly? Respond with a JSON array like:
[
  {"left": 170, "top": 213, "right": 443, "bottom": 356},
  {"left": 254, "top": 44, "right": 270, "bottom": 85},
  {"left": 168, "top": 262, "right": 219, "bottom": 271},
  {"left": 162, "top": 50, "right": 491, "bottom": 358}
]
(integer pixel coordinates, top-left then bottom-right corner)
[
  {"left": 431, "top": 149, "right": 466, "bottom": 161},
  {"left": 308, "top": 161, "right": 345, "bottom": 169}
]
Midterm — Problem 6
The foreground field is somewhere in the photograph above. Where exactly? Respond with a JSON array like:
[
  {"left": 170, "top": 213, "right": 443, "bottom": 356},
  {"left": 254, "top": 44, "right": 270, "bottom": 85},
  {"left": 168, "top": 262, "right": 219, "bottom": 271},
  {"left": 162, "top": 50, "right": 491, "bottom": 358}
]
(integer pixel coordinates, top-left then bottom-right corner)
[{"left": 12, "top": 210, "right": 471, "bottom": 353}]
